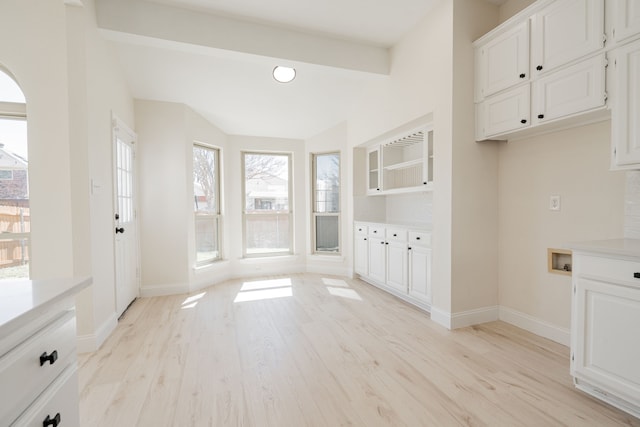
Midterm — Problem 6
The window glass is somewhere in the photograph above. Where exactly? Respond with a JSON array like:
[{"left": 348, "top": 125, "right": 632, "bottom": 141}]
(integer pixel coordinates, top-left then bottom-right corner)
[
  {"left": 193, "top": 144, "right": 221, "bottom": 264},
  {"left": 0, "top": 69, "right": 28, "bottom": 279},
  {"left": 243, "top": 152, "right": 291, "bottom": 256},
  {"left": 312, "top": 152, "right": 340, "bottom": 254}
]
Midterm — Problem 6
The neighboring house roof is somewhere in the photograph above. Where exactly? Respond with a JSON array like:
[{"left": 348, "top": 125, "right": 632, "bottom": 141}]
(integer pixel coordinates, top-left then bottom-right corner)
[{"left": 0, "top": 144, "right": 27, "bottom": 169}]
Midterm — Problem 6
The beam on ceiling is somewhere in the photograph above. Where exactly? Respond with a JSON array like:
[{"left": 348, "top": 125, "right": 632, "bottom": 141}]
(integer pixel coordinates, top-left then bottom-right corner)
[{"left": 96, "top": 0, "right": 390, "bottom": 75}]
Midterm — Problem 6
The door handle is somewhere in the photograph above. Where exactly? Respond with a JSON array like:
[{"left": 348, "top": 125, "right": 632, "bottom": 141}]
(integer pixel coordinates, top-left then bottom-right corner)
[{"left": 115, "top": 227, "right": 125, "bottom": 234}]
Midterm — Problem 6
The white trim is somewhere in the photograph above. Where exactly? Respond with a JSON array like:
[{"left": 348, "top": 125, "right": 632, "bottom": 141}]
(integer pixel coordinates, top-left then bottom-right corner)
[
  {"left": 499, "top": 306, "right": 570, "bottom": 346},
  {"left": 429, "top": 306, "right": 451, "bottom": 329},
  {"left": 451, "top": 306, "right": 499, "bottom": 329},
  {"left": 140, "top": 282, "right": 190, "bottom": 298},
  {"left": 64, "top": 0, "right": 84, "bottom": 6},
  {"left": 76, "top": 313, "right": 117, "bottom": 353}
]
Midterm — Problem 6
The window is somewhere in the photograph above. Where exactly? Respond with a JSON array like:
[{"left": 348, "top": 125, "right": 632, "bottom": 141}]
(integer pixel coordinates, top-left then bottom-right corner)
[
  {"left": 242, "top": 152, "right": 292, "bottom": 256},
  {"left": 312, "top": 152, "right": 340, "bottom": 254},
  {"left": 193, "top": 144, "right": 221, "bottom": 265},
  {"left": 0, "top": 67, "right": 29, "bottom": 279}
]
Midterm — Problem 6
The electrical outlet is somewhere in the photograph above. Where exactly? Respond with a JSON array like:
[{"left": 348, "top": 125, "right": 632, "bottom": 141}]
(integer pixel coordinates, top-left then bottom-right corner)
[{"left": 549, "top": 195, "right": 561, "bottom": 211}]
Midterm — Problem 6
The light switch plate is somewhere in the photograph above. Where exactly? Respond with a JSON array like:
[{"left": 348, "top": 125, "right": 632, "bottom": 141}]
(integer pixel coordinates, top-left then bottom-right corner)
[{"left": 550, "top": 195, "right": 561, "bottom": 211}]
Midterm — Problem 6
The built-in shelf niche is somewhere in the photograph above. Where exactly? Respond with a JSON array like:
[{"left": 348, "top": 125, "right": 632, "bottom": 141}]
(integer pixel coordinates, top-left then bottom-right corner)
[{"left": 548, "top": 248, "right": 572, "bottom": 276}]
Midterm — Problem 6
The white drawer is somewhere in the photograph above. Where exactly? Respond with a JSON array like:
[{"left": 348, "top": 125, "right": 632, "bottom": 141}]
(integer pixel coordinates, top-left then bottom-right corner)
[
  {"left": 576, "top": 254, "right": 640, "bottom": 287},
  {"left": 355, "top": 224, "right": 368, "bottom": 235},
  {"left": 409, "top": 231, "right": 431, "bottom": 247},
  {"left": 10, "top": 365, "right": 79, "bottom": 427},
  {"left": 386, "top": 228, "right": 407, "bottom": 242},
  {"left": 368, "top": 225, "right": 385, "bottom": 237},
  {"left": 0, "top": 311, "right": 76, "bottom": 424}
]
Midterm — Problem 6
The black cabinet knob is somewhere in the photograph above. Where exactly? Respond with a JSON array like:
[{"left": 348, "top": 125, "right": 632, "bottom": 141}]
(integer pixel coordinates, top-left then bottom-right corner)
[
  {"left": 408, "top": 247, "right": 412, "bottom": 250},
  {"left": 519, "top": 73, "right": 526, "bottom": 78},
  {"left": 521, "top": 119, "right": 527, "bottom": 124},
  {"left": 115, "top": 227, "right": 125, "bottom": 234},
  {"left": 393, "top": 233, "right": 397, "bottom": 237},
  {"left": 536, "top": 65, "right": 543, "bottom": 71},
  {"left": 363, "top": 238, "right": 367, "bottom": 241},
  {"left": 538, "top": 114, "right": 544, "bottom": 119},
  {"left": 634, "top": 272, "right": 640, "bottom": 279},
  {"left": 43, "top": 413, "right": 61, "bottom": 427},
  {"left": 40, "top": 350, "right": 58, "bottom": 366},
  {"left": 380, "top": 241, "right": 385, "bottom": 245},
  {"left": 114, "top": 213, "right": 119, "bottom": 220},
  {"left": 376, "top": 188, "right": 380, "bottom": 191},
  {"left": 416, "top": 237, "right": 421, "bottom": 240},
  {"left": 423, "top": 182, "right": 427, "bottom": 185},
  {"left": 385, "top": 242, "right": 389, "bottom": 245}
]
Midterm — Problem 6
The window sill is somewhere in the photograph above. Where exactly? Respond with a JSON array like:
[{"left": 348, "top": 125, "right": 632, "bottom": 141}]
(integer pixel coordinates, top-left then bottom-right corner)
[{"left": 308, "top": 254, "right": 344, "bottom": 263}]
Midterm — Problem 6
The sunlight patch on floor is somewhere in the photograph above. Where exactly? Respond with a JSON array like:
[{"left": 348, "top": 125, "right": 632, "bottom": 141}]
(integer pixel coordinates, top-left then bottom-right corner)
[
  {"left": 321, "top": 278, "right": 349, "bottom": 287},
  {"left": 181, "top": 292, "right": 206, "bottom": 310},
  {"left": 234, "top": 278, "right": 293, "bottom": 302},
  {"left": 326, "top": 286, "right": 362, "bottom": 301}
]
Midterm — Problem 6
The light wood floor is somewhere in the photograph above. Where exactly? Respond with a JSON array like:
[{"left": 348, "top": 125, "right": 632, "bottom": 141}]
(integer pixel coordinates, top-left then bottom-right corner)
[{"left": 78, "top": 274, "right": 640, "bottom": 426}]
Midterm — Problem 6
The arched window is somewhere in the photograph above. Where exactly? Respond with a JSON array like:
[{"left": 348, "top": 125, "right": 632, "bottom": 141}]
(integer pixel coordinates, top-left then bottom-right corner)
[{"left": 0, "top": 67, "right": 29, "bottom": 279}]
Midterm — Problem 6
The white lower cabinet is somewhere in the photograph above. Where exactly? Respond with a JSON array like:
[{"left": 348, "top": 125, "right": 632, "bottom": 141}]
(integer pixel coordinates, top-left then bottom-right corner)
[
  {"left": 386, "top": 240, "right": 408, "bottom": 292},
  {"left": 409, "top": 245, "right": 431, "bottom": 303},
  {"left": 571, "top": 250, "right": 640, "bottom": 418},
  {"left": 354, "top": 222, "right": 431, "bottom": 310}
]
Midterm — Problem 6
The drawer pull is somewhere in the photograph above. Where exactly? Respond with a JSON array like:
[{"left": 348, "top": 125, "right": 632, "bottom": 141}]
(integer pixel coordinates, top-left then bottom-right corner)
[
  {"left": 40, "top": 350, "right": 58, "bottom": 366},
  {"left": 43, "top": 413, "right": 61, "bottom": 427},
  {"left": 416, "top": 237, "right": 421, "bottom": 240},
  {"left": 634, "top": 272, "right": 640, "bottom": 279},
  {"left": 393, "top": 233, "right": 397, "bottom": 237}
]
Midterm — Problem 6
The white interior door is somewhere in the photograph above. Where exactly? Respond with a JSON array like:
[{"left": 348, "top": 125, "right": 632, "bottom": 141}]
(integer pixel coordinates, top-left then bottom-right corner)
[{"left": 113, "top": 116, "right": 139, "bottom": 318}]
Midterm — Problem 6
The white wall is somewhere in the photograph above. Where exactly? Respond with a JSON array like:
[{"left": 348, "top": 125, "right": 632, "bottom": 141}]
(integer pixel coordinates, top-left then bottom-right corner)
[
  {"left": 0, "top": 1, "right": 135, "bottom": 351},
  {"left": 497, "top": 122, "right": 625, "bottom": 341},
  {"left": 0, "top": 1, "right": 74, "bottom": 280}
]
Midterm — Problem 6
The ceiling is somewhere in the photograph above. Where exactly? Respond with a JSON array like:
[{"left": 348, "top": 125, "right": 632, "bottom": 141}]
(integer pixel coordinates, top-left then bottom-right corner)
[{"left": 98, "top": 0, "right": 505, "bottom": 140}]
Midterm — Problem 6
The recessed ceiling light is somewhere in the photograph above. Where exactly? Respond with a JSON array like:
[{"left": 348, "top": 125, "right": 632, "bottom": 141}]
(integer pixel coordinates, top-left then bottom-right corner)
[{"left": 273, "top": 66, "right": 296, "bottom": 83}]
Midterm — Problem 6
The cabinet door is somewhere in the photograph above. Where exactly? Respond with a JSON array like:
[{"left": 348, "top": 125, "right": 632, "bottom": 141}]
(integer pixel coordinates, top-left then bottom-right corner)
[
  {"left": 531, "top": 0, "right": 604, "bottom": 75},
  {"left": 480, "top": 85, "right": 530, "bottom": 137},
  {"left": 354, "top": 235, "right": 369, "bottom": 276},
  {"left": 613, "top": 0, "right": 640, "bottom": 44},
  {"left": 367, "top": 148, "right": 381, "bottom": 194},
  {"left": 532, "top": 54, "right": 606, "bottom": 125},
  {"left": 612, "top": 40, "right": 640, "bottom": 167},
  {"left": 572, "top": 277, "right": 640, "bottom": 404},
  {"left": 386, "top": 241, "right": 407, "bottom": 292},
  {"left": 476, "top": 20, "right": 529, "bottom": 101},
  {"left": 368, "top": 237, "right": 386, "bottom": 283},
  {"left": 408, "top": 246, "right": 431, "bottom": 303}
]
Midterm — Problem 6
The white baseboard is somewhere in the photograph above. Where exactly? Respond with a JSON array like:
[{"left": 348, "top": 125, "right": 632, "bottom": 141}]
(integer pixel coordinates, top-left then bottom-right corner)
[
  {"left": 499, "top": 306, "right": 570, "bottom": 346},
  {"left": 140, "top": 282, "right": 189, "bottom": 298},
  {"left": 430, "top": 306, "right": 451, "bottom": 329},
  {"left": 77, "top": 313, "right": 118, "bottom": 353},
  {"left": 451, "top": 306, "right": 499, "bottom": 329}
]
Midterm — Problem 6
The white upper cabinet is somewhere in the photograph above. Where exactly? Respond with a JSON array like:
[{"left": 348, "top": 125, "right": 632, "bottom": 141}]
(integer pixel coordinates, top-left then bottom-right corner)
[
  {"left": 480, "top": 84, "right": 530, "bottom": 137},
  {"left": 531, "top": 0, "right": 604, "bottom": 76},
  {"left": 612, "top": 40, "right": 640, "bottom": 168},
  {"left": 612, "top": 0, "right": 640, "bottom": 44},
  {"left": 476, "top": 20, "right": 529, "bottom": 101},
  {"left": 532, "top": 54, "right": 606, "bottom": 124}
]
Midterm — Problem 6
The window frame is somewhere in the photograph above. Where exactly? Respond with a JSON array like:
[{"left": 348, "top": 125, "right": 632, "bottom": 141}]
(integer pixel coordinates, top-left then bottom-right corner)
[
  {"left": 311, "top": 151, "right": 341, "bottom": 255},
  {"left": 193, "top": 142, "right": 223, "bottom": 266},
  {"left": 241, "top": 151, "right": 293, "bottom": 258}
]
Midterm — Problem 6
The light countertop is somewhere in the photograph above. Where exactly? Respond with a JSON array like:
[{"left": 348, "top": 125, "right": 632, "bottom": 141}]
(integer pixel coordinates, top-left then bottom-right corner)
[
  {"left": 0, "top": 277, "right": 92, "bottom": 336},
  {"left": 568, "top": 239, "right": 640, "bottom": 259}
]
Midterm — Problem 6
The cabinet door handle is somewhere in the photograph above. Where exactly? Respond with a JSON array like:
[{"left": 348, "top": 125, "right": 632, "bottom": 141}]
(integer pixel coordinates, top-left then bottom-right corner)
[
  {"left": 373, "top": 230, "right": 377, "bottom": 233},
  {"left": 536, "top": 65, "right": 543, "bottom": 71},
  {"left": 40, "top": 350, "right": 58, "bottom": 366},
  {"left": 634, "top": 272, "right": 640, "bottom": 279},
  {"left": 381, "top": 241, "right": 385, "bottom": 245},
  {"left": 416, "top": 237, "right": 421, "bottom": 240},
  {"left": 538, "top": 114, "right": 544, "bottom": 119},
  {"left": 385, "top": 242, "right": 389, "bottom": 245},
  {"left": 521, "top": 119, "right": 527, "bottom": 124},
  {"left": 363, "top": 238, "right": 367, "bottom": 241},
  {"left": 408, "top": 247, "right": 412, "bottom": 251},
  {"left": 43, "top": 413, "right": 61, "bottom": 427},
  {"left": 423, "top": 181, "right": 427, "bottom": 185},
  {"left": 519, "top": 73, "right": 526, "bottom": 78},
  {"left": 393, "top": 233, "right": 397, "bottom": 237}
]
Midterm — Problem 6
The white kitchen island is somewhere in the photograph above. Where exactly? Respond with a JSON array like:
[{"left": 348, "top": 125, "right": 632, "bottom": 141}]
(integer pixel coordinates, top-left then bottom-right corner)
[{"left": 0, "top": 277, "right": 91, "bottom": 426}]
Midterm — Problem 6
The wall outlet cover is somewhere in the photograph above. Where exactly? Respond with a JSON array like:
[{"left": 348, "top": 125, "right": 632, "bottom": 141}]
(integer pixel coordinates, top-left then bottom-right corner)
[{"left": 550, "top": 195, "right": 561, "bottom": 211}]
